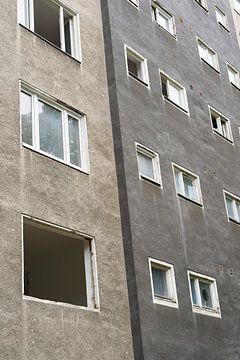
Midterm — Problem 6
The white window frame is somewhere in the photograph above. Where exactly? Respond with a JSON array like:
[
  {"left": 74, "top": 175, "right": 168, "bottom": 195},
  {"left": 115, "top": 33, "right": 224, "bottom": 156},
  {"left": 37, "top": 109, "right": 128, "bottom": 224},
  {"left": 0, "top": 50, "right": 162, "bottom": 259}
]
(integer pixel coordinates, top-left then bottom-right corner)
[
  {"left": 151, "top": 2, "right": 176, "bottom": 37},
  {"left": 136, "top": 142, "right": 162, "bottom": 186},
  {"left": 234, "top": 0, "right": 240, "bottom": 14},
  {"left": 188, "top": 270, "right": 221, "bottom": 317},
  {"left": 226, "top": 62, "right": 240, "bottom": 89},
  {"left": 22, "top": 214, "right": 100, "bottom": 311},
  {"left": 172, "top": 163, "right": 203, "bottom": 205},
  {"left": 208, "top": 106, "right": 233, "bottom": 143},
  {"left": 124, "top": 45, "right": 150, "bottom": 87},
  {"left": 224, "top": 190, "right": 240, "bottom": 224},
  {"left": 160, "top": 70, "right": 189, "bottom": 114},
  {"left": 197, "top": 38, "right": 220, "bottom": 72},
  {"left": 149, "top": 258, "right": 178, "bottom": 308},
  {"left": 18, "top": 0, "right": 81, "bottom": 61},
  {"left": 127, "top": 0, "right": 139, "bottom": 8},
  {"left": 214, "top": 5, "right": 229, "bottom": 31},
  {"left": 195, "top": 0, "right": 208, "bottom": 11},
  {"left": 20, "top": 83, "right": 89, "bottom": 173}
]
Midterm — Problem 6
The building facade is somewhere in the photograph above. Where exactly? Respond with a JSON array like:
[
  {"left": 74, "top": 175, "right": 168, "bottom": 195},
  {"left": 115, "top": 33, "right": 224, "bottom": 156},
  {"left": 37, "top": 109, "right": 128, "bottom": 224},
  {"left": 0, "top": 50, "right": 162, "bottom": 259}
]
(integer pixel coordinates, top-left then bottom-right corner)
[
  {"left": 0, "top": 0, "right": 134, "bottom": 359},
  {"left": 101, "top": 0, "right": 240, "bottom": 359}
]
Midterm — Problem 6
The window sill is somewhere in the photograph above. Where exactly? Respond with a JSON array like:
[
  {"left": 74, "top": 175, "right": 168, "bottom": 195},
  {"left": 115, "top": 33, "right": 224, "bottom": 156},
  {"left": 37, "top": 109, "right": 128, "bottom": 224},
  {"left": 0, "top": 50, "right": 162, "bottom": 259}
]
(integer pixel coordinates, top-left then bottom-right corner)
[
  {"left": 201, "top": 58, "right": 220, "bottom": 74},
  {"left": 127, "top": 0, "right": 139, "bottom": 9},
  {"left": 140, "top": 174, "right": 161, "bottom": 187},
  {"left": 23, "top": 295, "right": 100, "bottom": 312},
  {"left": 230, "top": 82, "right": 240, "bottom": 91},
  {"left": 153, "top": 20, "right": 177, "bottom": 40},
  {"left": 22, "top": 143, "right": 89, "bottom": 175},
  {"left": 19, "top": 24, "right": 81, "bottom": 64},
  {"left": 229, "top": 217, "right": 240, "bottom": 226},
  {"left": 153, "top": 296, "right": 178, "bottom": 309},
  {"left": 218, "top": 22, "right": 230, "bottom": 33},
  {"left": 163, "top": 96, "right": 189, "bottom": 115},
  {"left": 194, "top": 0, "right": 209, "bottom": 13},
  {"left": 192, "top": 305, "right": 221, "bottom": 318},
  {"left": 177, "top": 193, "right": 203, "bottom": 207},
  {"left": 128, "top": 72, "right": 149, "bottom": 88},
  {"left": 213, "top": 130, "right": 233, "bottom": 144}
]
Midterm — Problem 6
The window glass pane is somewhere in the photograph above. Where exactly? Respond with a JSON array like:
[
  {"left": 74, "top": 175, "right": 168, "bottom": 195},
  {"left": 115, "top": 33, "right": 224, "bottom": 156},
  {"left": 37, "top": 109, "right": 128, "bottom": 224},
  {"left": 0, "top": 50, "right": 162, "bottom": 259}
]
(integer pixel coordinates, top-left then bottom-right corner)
[
  {"left": 236, "top": 202, "right": 240, "bottom": 222},
  {"left": 68, "top": 116, "right": 81, "bottom": 167},
  {"left": 21, "top": 92, "right": 32, "bottom": 146},
  {"left": 199, "top": 281, "right": 212, "bottom": 308},
  {"left": 175, "top": 171, "right": 182, "bottom": 194},
  {"left": 226, "top": 197, "right": 235, "bottom": 219},
  {"left": 137, "top": 151, "right": 154, "bottom": 179},
  {"left": 152, "top": 267, "right": 168, "bottom": 298},
  {"left": 190, "top": 278, "right": 198, "bottom": 305},
  {"left": 228, "top": 68, "right": 237, "bottom": 84},
  {"left": 128, "top": 58, "right": 139, "bottom": 77},
  {"left": 34, "top": 0, "right": 61, "bottom": 48},
  {"left": 168, "top": 82, "right": 181, "bottom": 106},
  {"left": 198, "top": 43, "right": 207, "bottom": 60},
  {"left": 64, "top": 11, "right": 72, "bottom": 55},
  {"left": 183, "top": 174, "right": 196, "bottom": 201},
  {"left": 158, "top": 11, "right": 170, "bottom": 31},
  {"left": 38, "top": 101, "right": 64, "bottom": 159},
  {"left": 19, "top": 0, "right": 29, "bottom": 27}
]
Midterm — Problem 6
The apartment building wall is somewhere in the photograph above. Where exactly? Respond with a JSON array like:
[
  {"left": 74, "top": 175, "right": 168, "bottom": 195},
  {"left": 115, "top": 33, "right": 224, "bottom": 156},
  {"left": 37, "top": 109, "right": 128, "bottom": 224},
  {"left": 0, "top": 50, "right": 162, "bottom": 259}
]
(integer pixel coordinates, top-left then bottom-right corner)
[
  {"left": 0, "top": 1, "right": 134, "bottom": 359},
  {"left": 101, "top": 0, "right": 240, "bottom": 359}
]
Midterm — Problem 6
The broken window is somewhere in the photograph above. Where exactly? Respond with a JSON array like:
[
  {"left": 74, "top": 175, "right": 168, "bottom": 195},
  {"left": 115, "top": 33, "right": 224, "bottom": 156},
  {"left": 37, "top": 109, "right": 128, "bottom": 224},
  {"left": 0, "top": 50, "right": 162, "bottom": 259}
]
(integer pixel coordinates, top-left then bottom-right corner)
[
  {"left": 18, "top": 0, "right": 80, "bottom": 60},
  {"left": 23, "top": 217, "right": 98, "bottom": 308}
]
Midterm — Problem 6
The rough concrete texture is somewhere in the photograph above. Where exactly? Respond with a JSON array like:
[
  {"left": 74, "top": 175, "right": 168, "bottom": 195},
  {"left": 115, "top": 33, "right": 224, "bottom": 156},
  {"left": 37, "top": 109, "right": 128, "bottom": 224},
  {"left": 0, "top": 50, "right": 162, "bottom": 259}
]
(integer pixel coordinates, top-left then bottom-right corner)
[
  {"left": 102, "top": 0, "right": 240, "bottom": 359},
  {"left": 0, "top": 0, "right": 133, "bottom": 359}
]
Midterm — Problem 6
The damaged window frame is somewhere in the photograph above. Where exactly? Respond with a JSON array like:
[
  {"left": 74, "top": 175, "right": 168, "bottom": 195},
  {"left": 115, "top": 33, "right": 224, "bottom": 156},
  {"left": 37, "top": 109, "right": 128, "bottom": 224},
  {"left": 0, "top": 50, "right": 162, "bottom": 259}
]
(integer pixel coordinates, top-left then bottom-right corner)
[
  {"left": 22, "top": 215, "right": 100, "bottom": 310},
  {"left": 18, "top": 0, "right": 81, "bottom": 61}
]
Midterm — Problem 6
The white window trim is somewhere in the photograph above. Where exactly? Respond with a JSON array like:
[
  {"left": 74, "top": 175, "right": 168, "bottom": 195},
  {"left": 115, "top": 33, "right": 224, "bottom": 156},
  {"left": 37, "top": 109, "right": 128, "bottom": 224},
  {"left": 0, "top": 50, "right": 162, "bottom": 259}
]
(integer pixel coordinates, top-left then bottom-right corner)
[
  {"left": 124, "top": 44, "right": 150, "bottom": 88},
  {"left": 159, "top": 70, "right": 189, "bottom": 115},
  {"left": 172, "top": 163, "right": 203, "bottom": 206},
  {"left": 18, "top": 0, "right": 82, "bottom": 61},
  {"left": 21, "top": 214, "right": 100, "bottom": 311},
  {"left": 135, "top": 142, "right": 162, "bottom": 186},
  {"left": 226, "top": 62, "right": 240, "bottom": 89},
  {"left": 20, "top": 82, "right": 89, "bottom": 173},
  {"left": 197, "top": 37, "right": 220, "bottom": 73},
  {"left": 195, "top": 0, "right": 208, "bottom": 11},
  {"left": 234, "top": 0, "right": 240, "bottom": 15},
  {"left": 151, "top": 1, "right": 177, "bottom": 38},
  {"left": 208, "top": 105, "right": 233, "bottom": 144},
  {"left": 187, "top": 270, "right": 221, "bottom": 318},
  {"left": 214, "top": 4, "right": 230, "bottom": 31},
  {"left": 223, "top": 190, "right": 240, "bottom": 224},
  {"left": 127, "top": 0, "right": 139, "bottom": 8},
  {"left": 149, "top": 258, "right": 178, "bottom": 309}
]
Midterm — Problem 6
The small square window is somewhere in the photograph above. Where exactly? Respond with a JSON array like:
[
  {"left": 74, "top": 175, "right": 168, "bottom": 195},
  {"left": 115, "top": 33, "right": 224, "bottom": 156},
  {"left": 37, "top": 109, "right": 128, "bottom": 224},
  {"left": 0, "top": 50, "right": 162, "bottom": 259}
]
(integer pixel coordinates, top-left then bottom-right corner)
[
  {"left": 149, "top": 258, "right": 178, "bottom": 308},
  {"left": 188, "top": 271, "right": 221, "bottom": 317},
  {"left": 160, "top": 72, "right": 189, "bottom": 113},
  {"left": 173, "top": 164, "right": 202, "bottom": 205},
  {"left": 197, "top": 38, "right": 219, "bottom": 72},
  {"left": 215, "top": 5, "right": 229, "bottom": 30},
  {"left": 151, "top": 2, "right": 176, "bottom": 36},
  {"left": 18, "top": 0, "right": 81, "bottom": 61},
  {"left": 227, "top": 63, "right": 240, "bottom": 89},
  {"left": 136, "top": 143, "right": 161, "bottom": 185},
  {"left": 234, "top": 0, "right": 240, "bottom": 13},
  {"left": 209, "top": 107, "right": 233, "bottom": 142},
  {"left": 224, "top": 191, "right": 240, "bottom": 224},
  {"left": 195, "top": 0, "right": 208, "bottom": 10},
  {"left": 23, "top": 216, "right": 99, "bottom": 309},
  {"left": 125, "top": 46, "right": 149, "bottom": 86}
]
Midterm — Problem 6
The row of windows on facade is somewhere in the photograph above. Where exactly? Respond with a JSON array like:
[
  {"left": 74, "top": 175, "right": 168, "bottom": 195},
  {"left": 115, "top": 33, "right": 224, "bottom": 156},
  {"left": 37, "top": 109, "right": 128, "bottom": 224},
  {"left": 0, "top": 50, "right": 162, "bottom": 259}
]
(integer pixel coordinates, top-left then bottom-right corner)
[
  {"left": 22, "top": 215, "right": 221, "bottom": 318},
  {"left": 136, "top": 142, "right": 240, "bottom": 225},
  {"left": 126, "top": 43, "right": 240, "bottom": 143},
  {"left": 129, "top": 0, "right": 231, "bottom": 35}
]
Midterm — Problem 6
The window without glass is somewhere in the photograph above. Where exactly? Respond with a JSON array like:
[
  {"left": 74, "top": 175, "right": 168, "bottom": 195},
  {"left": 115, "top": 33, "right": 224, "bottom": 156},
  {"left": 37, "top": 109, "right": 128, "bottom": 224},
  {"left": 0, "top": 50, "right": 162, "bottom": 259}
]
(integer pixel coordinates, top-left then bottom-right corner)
[
  {"left": 195, "top": 0, "right": 208, "bottom": 10},
  {"left": 197, "top": 38, "right": 219, "bottom": 71},
  {"left": 20, "top": 85, "right": 89, "bottom": 172},
  {"left": 160, "top": 72, "right": 189, "bottom": 113},
  {"left": 215, "top": 5, "right": 229, "bottom": 30},
  {"left": 136, "top": 143, "right": 161, "bottom": 185},
  {"left": 149, "top": 258, "right": 178, "bottom": 308},
  {"left": 18, "top": 0, "right": 81, "bottom": 60},
  {"left": 23, "top": 216, "right": 99, "bottom": 308},
  {"left": 125, "top": 46, "right": 149, "bottom": 86},
  {"left": 173, "top": 165, "right": 202, "bottom": 205},
  {"left": 151, "top": 2, "right": 176, "bottom": 36},
  {"left": 227, "top": 63, "right": 240, "bottom": 89},
  {"left": 209, "top": 107, "right": 233, "bottom": 142},
  {"left": 224, "top": 191, "right": 240, "bottom": 224},
  {"left": 188, "top": 271, "right": 221, "bottom": 316}
]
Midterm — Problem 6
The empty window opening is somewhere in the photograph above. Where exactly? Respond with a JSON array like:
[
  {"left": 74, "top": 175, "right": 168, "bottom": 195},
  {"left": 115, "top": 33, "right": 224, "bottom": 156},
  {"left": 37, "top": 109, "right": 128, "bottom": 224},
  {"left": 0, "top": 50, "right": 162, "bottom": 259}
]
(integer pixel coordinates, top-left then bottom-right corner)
[
  {"left": 210, "top": 107, "right": 232, "bottom": 142},
  {"left": 125, "top": 46, "right": 149, "bottom": 86},
  {"left": 160, "top": 72, "right": 188, "bottom": 113},
  {"left": 23, "top": 217, "right": 98, "bottom": 308},
  {"left": 18, "top": 0, "right": 80, "bottom": 60},
  {"left": 151, "top": 3, "right": 176, "bottom": 36}
]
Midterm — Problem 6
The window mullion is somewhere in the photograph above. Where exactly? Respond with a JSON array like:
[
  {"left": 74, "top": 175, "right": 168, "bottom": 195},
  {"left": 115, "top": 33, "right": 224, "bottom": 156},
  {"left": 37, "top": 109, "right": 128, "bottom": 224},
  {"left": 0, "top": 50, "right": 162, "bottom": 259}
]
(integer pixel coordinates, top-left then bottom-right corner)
[
  {"left": 33, "top": 95, "right": 39, "bottom": 150},
  {"left": 59, "top": 6, "right": 66, "bottom": 52},
  {"left": 232, "top": 200, "right": 238, "bottom": 221},
  {"left": 179, "top": 172, "right": 185, "bottom": 196},
  {"left": 195, "top": 279, "right": 202, "bottom": 307},
  {"left": 29, "top": 0, "right": 34, "bottom": 31},
  {"left": 216, "top": 116, "right": 222, "bottom": 134}
]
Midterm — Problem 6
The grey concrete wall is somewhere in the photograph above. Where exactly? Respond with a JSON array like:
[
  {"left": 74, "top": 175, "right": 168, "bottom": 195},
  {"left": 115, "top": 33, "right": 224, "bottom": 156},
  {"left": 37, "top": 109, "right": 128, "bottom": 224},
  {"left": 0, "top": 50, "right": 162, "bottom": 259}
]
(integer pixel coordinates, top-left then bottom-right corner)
[
  {"left": 102, "top": 0, "right": 240, "bottom": 359},
  {"left": 0, "top": 0, "right": 134, "bottom": 359}
]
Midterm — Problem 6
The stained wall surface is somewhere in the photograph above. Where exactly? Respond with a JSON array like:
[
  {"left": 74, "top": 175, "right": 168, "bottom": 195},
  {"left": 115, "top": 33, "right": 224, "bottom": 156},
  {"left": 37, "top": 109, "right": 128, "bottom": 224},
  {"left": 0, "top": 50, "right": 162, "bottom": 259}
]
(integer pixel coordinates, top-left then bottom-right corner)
[
  {"left": 0, "top": 1, "right": 133, "bottom": 359},
  {"left": 101, "top": 0, "right": 240, "bottom": 359}
]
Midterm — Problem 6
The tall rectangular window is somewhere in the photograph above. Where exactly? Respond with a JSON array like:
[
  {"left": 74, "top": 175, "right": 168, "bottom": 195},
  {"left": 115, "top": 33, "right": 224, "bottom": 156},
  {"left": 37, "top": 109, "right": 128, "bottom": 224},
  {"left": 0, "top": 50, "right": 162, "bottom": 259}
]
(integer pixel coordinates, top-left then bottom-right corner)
[
  {"left": 227, "top": 63, "right": 240, "bottom": 89},
  {"left": 160, "top": 72, "right": 189, "bottom": 113},
  {"left": 173, "top": 164, "right": 202, "bottom": 205},
  {"left": 125, "top": 45, "right": 149, "bottom": 87},
  {"left": 209, "top": 107, "right": 233, "bottom": 143},
  {"left": 18, "top": 0, "right": 81, "bottom": 60},
  {"left": 197, "top": 38, "right": 219, "bottom": 72},
  {"left": 224, "top": 191, "right": 240, "bottom": 224},
  {"left": 136, "top": 143, "right": 161, "bottom": 185},
  {"left": 20, "top": 84, "right": 89, "bottom": 172},
  {"left": 151, "top": 2, "right": 176, "bottom": 36},
  {"left": 215, "top": 5, "right": 229, "bottom": 30}
]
